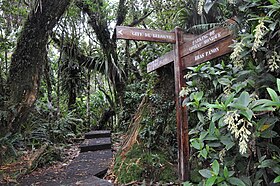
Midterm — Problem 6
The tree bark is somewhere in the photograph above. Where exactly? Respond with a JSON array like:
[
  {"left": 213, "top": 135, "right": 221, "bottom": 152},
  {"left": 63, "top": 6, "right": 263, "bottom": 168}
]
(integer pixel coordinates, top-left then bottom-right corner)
[
  {"left": 5, "top": 0, "right": 70, "bottom": 134},
  {"left": 44, "top": 58, "right": 55, "bottom": 118}
]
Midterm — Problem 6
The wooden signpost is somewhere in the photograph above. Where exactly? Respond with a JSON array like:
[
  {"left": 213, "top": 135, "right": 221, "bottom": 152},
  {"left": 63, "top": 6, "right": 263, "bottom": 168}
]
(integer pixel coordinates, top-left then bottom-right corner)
[{"left": 116, "top": 23, "right": 234, "bottom": 181}]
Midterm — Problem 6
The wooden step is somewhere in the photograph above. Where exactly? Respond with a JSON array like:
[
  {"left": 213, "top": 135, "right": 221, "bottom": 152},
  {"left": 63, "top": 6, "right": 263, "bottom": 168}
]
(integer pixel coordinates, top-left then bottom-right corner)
[
  {"left": 85, "top": 130, "right": 111, "bottom": 139},
  {"left": 18, "top": 150, "right": 113, "bottom": 186},
  {"left": 80, "top": 137, "right": 111, "bottom": 153},
  {"left": 65, "top": 150, "right": 113, "bottom": 180}
]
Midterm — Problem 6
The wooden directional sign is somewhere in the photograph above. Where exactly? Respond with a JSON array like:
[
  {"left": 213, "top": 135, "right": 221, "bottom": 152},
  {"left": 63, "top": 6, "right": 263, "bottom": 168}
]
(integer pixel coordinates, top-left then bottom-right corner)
[
  {"left": 182, "top": 36, "right": 233, "bottom": 68},
  {"left": 147, "top": 50, "right": 174, "bottom": 72},
  {"left": 147, "top": 27, "right": 233, "bottom": 72},
  {"left": 116, "top": 26, "right": 176, "bottom": 43},
  {"left": 116, "top": 22, "right": 235, "bottom": 182}
]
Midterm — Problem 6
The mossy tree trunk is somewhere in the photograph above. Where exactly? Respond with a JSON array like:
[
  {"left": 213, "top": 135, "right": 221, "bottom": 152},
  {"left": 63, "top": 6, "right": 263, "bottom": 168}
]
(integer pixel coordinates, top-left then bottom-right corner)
[
  {"left": 121, "top": 64, "right": 176, "bottom": 156},
  {"left": 1, "top": 0, "right": 70, "bottom": 135}
]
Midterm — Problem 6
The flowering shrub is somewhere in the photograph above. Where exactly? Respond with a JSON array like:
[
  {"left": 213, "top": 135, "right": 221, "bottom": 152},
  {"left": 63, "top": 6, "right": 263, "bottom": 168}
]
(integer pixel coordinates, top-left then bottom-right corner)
[{"left": 183, "top": 1, "right": 280, "bottom": 184}]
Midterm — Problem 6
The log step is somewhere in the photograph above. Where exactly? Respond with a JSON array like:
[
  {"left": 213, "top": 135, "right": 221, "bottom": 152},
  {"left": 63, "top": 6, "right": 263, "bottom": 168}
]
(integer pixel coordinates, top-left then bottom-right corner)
[
  {"left": 80, "top": 137, "right": 111, "bottom": 153},
  {"left": 85, "top": 130, "right": 111, "bottom": 139}
]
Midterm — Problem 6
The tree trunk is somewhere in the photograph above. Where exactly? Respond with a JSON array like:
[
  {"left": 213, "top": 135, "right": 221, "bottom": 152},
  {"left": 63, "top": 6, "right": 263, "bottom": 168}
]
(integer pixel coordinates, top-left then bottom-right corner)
[
  {"left": 5, "top": 0, "right": 70, "bottom": 134},
  {"left": 44, "top": 58, "right": 55, "bottom": 118},
  {"left": 87, "top": 69, "right": 91, "bottom": 125},
  {"left": 0, "top": 66, "right": 4, "bottom": 108},
  {"left": 67, "top": 66, "right": 78, "bottom": 111}
]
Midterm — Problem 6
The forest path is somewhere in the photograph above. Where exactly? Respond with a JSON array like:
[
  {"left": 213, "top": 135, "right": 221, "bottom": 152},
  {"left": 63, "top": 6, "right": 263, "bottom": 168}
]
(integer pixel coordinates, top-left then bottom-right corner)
[{"left": 18, "top": 130, "right": 113, "bottom": 186}]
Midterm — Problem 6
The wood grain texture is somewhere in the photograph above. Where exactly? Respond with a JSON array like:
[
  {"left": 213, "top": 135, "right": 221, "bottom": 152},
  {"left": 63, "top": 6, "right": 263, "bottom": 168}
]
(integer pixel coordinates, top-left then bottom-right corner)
[{"left": 116, "top": 26, "right": 175, "bottom": 43}]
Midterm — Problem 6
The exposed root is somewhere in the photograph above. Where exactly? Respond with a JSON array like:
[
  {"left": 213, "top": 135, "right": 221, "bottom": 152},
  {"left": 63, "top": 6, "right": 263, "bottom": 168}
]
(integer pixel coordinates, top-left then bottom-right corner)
[{"left": 120, "top": 96, "right": 148, "bottom": 159}]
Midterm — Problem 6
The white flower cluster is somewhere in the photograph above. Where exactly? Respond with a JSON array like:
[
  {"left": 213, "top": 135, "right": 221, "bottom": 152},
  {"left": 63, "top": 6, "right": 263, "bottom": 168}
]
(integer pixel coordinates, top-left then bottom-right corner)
[
  {"left": 207, "top": 108, "right": 213, "bottom": 119},
  {"left": 197, "top": 0, "right": 205, "bottom": 15},
  {"left": 179, "top": 87, "right": 191, "bottom": 97},
  {"left": 224, "top": 111, "right": 252, "bottom": 155},
  {"left": 227, "top": 0, "right": 235, "bottom": 4},
  {"left": 252, "top": 19, "right": 267, "bottom": 52},
  {"left": 223, "top": 86, "right": 232, "bottom": 95},
  {"left": 219, "top": 148, "right": 226, "bottom": 163},
  {"left": 230, "top": 41, "right": 244, "bottom": 69},
  {"left": 184, "top": 72, "right": 193, "bottom": 80},
  {"left": 267, "top": 51, "right": 280, "bottom": 72}
]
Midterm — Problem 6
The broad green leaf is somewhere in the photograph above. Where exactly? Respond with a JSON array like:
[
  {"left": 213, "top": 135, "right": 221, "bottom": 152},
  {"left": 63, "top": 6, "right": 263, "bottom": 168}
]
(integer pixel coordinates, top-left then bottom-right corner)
[
  {"left": 197, "top": 112, "right": 205, "bottom": 124},
  {"left": 240, "top": 176, "right": 252, "bottom": 186},
  {"left": 264, "top": 101, "right": 280, "bottom": 107},
  {"left": 206, "top": 176, "right": 217, "bottom": 186},
  {"left": 207, "top": 103, "right": 224, "bottom": 109},
  {"left": 209, "top": 121, "right": 215, "bottom": 134},
  {"left": 199, "top": 169, "right": 212, "bottom": 178},
  {"left": 204, "top": 135, "right": 218, "bottom": 141},
  {"left": 228, "top": 177, "right": 246, "bottom": 186},
  {"left": 217, "top": 177, "right": 226, "bottom": 183},
  {"left": 212, "top": 112, "right": 224, "bottom": 122},
  {"left": 199, "top": 131, "right": 208, "bottom": 140},
  {"left": 240, "top": 109, "right": 253, "bottom": 121},
  {"left": 220, "top": 135, "right": 235, "bottom": 150},
  {"left": 195, "top": 91, "right": 204, "bottom": 101},
  {"left": 228, "top": 171, "right": 235, "bottom": 177},
  {"left": 232, "top": 82, "right": 247, "bottom": 93},
  {"left": 267, "top": 88, "right": 279, "bottom": 102},
  {"left": 272, "top": 166, "right": 280, "bottom": 175},
  {"left": 252, "top": 105, "right": 275, "bottom": 112},
  {"left": 218, "top": 77, "right": 231, "bottom": 86},
  {"left": 200, "top": 148, "right": 208, "bottom": 159},
  {"left": 250, "top": 99, "right": 272, "bottom": 109},
  {"left": 260, "top": 130, "right": 278, "bottom": 138},
  {"left": 258, "top": 159, "right": 277, "bottom": 168},
  {"left": 274, "top": 176, "right": 280, "bottom": 183},
  {"left": 207, "top": 142, "right": 221, "bottom": 147},
  {"left": 223, "top": 166, "right": 229, "bottom": 178},
  {"left": 267, "top": 143, "right": 280, "bottom": 154},
  {"left": 224, "top": 93, "right": 235, "bottom": 106},
  {"left": 191, "top": 139, "right": 203, "bottom": 150},
  {"left": 237, "top": 91, "right": 250, "bottom": 107},
  {"left": 212, "top": 160, "right": 220, "bottom": 176},
  {"left": 229, "top": 103, "right": 247, "bottom": 110}
]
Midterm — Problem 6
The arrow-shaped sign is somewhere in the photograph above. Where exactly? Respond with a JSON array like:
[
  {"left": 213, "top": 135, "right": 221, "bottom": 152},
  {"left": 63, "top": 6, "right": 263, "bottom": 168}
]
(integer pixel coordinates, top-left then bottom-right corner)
[{"left": 116, "top": 26, "right": 176, "bottom": 43}]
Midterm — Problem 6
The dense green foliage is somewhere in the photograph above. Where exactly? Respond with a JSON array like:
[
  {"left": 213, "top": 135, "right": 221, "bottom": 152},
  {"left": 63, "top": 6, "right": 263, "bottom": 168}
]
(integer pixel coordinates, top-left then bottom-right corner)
[
  {"left": 114, "top": 144, "right": 176, "bottom": 184},
  {"left": 179, "top": 0, "right": 280, "bottom": 185},
  {"left": 0, "top": 0, "right": 279, "bottom": 185}
]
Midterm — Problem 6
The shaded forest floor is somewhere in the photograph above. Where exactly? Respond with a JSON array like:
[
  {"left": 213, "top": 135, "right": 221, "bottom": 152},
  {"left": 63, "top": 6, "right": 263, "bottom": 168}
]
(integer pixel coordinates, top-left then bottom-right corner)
[{"left": 0, "top": 132, "right": 127, "bottom": 185}]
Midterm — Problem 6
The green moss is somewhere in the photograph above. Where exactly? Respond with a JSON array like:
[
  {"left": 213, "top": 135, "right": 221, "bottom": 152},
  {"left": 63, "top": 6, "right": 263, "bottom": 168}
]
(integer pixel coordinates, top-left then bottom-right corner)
[{"left": 114, "top": 144, "right": 177, "bottom": 184}]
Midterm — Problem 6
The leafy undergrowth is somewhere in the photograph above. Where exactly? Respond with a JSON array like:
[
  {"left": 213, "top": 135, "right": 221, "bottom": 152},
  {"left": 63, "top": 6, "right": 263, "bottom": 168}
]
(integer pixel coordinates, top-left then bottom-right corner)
[{"left": 113, "top": 144, "right": 178, "bottom": 185}]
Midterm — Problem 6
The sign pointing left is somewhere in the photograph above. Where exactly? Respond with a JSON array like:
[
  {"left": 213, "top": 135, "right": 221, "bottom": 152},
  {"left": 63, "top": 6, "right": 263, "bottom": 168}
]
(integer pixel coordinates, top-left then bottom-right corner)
[{"left": 116, "top": 26, "right": 176, "bottom": 43}]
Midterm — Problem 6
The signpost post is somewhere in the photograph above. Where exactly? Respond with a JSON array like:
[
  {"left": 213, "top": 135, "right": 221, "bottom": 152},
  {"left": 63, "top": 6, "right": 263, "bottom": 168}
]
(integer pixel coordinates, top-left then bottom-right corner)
[{"left": 116, "top": 24, "right": 234, "bottom": 181}]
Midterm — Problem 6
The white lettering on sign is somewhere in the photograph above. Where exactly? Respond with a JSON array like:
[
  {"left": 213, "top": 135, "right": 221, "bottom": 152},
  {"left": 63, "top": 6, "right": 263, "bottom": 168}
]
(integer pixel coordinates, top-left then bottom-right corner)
[
  {"left": 152, "top": 33, "right": 173, "bottom": 39},
  {"left": 189, "top": 30, "right": 222, "bottom": 52},
  {"left": 132, "top": 31, "right": 143, "bottom": 37},
  {"left": 194, "top": 47, "right": 220, "bottom": 61},
  {"left": 130, "top": 31, "right": 173, "bottom": 40}
]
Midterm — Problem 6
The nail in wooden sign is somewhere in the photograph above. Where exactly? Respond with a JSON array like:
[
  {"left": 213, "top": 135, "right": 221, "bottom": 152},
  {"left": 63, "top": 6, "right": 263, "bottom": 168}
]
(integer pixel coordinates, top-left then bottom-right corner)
[{"left": 116, "top": 26, "right": 176, "bottom": 43}]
